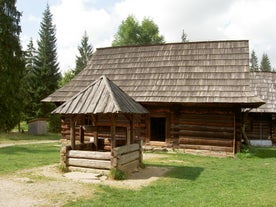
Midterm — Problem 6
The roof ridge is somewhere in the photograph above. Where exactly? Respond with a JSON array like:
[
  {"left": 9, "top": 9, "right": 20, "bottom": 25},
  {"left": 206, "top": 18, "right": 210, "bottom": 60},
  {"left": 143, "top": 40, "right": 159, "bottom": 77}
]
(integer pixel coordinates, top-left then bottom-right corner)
[
  {"left": 96, "top": 40, "right": 248, "bottom": 50},
  {"left": 101, "top": 75, "right": 122, "bottom": 112}
]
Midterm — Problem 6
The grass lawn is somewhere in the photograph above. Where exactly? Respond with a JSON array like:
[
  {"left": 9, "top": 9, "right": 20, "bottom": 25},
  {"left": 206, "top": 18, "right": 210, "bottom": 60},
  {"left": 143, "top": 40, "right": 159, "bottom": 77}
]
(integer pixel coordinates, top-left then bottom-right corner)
[
  {"left": 0, "top": 132, "right": 60, "bottom": 144},
  {"left": 65, "top": 147, "right": 276, "bottom": 207},
  {"left": 0, "top": 142, "right": 60, "bottom": 175}
]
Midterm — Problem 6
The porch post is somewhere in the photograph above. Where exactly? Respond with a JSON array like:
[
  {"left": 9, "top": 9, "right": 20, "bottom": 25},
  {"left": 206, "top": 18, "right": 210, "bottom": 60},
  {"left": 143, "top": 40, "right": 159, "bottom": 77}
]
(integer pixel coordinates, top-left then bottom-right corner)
[
  {"left": 91, "top": 114, "right": 98, "bottom": 150},
  {"left": 130, "top": 114, "right": 134, "bottom": 144},
  {"left": 70, "top": 115, "right": 76, "bottom": 150},
  {"left": 111, "top": 114, "right": 116, "bottom": 150}
]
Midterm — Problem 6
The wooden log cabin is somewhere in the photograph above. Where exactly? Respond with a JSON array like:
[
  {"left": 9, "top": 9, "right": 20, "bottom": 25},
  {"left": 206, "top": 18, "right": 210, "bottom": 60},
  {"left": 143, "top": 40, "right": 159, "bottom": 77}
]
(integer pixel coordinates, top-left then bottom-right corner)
[
  {"left": 44, "top": 40, "right": 264, "bottom": 157},
  {"left": 248, "top": 72, "right": 276, "bottom": 146}
]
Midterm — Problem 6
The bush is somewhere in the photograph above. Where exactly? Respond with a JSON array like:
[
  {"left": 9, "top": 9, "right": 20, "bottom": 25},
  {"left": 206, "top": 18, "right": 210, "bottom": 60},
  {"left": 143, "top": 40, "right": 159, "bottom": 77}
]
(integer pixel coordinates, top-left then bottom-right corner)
[{"left": 109, "top": 168, "right": 126, "bottom": 180}]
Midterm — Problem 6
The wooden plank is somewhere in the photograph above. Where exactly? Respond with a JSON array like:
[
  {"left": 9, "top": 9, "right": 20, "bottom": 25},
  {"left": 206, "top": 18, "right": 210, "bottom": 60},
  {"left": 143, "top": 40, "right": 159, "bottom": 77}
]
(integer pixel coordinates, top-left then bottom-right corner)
[
  {"left": 68, "top": 158, "right": 111, "bottom": 169},
  {"left": 113, "top": 143, "right": 139, "bottom": 156},
  {"left": 68, "top": 150, "right": 111, "bottom": 160},
  {"left": 117, "top": 151, "right": 140, "bottom": 166},
  {"left": 118, "top": 160, "right": 139, "bottom": 174}
]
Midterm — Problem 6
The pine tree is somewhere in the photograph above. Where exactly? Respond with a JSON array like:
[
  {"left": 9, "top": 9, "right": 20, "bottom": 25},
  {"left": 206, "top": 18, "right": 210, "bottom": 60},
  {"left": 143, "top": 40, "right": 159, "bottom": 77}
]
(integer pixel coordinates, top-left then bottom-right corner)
[
  {"left": 260, "top": 53, "right": 272, "bottom": 72},
  {"left": 31, "top": 4, "right": 60, "bottom": 118},
  {"left": 249, "top": 50, "right": 259, "bottom": 71},
  {"left": 75, "top": 31, "right": 93, "bottom": 75},
  {"left": 0, "top": 0, "right": 25, "bottom": 131}
]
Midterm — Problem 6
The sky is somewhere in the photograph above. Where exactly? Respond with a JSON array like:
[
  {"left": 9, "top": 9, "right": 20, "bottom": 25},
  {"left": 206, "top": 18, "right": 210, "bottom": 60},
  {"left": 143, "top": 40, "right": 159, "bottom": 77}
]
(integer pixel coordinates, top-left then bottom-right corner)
[{"left": 16, "top": 0, "right": 276, "bottom": 73}]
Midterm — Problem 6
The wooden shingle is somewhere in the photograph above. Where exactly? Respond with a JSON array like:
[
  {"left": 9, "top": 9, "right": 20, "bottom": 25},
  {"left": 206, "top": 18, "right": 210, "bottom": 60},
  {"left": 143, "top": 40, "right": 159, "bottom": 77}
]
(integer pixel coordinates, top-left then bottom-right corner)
[
  {"left": 44, "top": 40, "right": 263, "bottom": 107},
  {"left": 52, "top": 76, "right": 148, "bottom": 114}
]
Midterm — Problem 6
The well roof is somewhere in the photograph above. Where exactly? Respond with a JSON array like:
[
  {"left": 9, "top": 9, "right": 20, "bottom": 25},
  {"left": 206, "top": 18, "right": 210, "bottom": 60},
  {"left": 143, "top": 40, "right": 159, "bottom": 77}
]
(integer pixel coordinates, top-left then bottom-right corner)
[
  {"left": 52, "top": 76, "right": 148, "bottom": 114},
  {"left": 250, "top": 72, "right": 276, "bottom": 113},
  {"left": 44, "top": 40, "right": 264, "bottom": 107}
]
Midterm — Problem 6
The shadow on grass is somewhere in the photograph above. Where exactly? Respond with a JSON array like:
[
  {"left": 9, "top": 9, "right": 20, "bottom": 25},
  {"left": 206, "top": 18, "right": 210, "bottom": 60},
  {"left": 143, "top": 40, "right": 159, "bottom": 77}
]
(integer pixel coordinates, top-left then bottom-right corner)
[
  {"left": 254, "top": 147, "right": 276, "bottom": 158},
  {"left": 146, "top": 163, "right": 204, "bottom": 181}
]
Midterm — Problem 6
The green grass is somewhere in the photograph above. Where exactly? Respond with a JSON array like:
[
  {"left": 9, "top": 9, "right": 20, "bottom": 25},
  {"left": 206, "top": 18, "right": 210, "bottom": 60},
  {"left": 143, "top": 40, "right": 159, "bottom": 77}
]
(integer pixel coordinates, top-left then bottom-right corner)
[
  {"left": 0, "top": 142, "right": 60, "bottom": 175},
  {"left": 0, "top": 132, "right": 60, "bottom": 144},
  {"left": 65, "top": 147, "right": 276, "bottom": 207}
]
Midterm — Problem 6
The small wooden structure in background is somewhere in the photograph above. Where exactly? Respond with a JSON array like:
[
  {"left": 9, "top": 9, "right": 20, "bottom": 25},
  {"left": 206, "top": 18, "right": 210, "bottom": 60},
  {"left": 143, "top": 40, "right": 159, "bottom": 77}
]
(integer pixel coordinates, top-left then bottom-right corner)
[
  {"left": 53, "top": 76, "right": 148, "bottom": 173},
  {"left": 28, "top": 118, "right": 47, "bottom": 135}
]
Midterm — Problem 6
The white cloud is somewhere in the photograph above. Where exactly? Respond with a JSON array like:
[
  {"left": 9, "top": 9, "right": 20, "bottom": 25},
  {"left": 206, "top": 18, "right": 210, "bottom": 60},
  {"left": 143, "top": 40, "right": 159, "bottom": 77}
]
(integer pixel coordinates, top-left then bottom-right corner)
[{"left": 44, "top": 0, "right": 276, "bottom": 72}]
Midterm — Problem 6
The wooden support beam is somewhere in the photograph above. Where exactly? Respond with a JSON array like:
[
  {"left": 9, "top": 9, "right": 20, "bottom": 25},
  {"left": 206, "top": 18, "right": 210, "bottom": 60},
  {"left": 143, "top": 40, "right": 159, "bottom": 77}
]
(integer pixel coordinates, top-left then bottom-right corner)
[
  {"left": 70, "top": 115, "right": 76, "bottom": 150},
  {"left": 110, "top": 114, "right": 116, "bottom": 150},
  {"left": 91, "top": 114, "right": 98, "bottom": 150}
]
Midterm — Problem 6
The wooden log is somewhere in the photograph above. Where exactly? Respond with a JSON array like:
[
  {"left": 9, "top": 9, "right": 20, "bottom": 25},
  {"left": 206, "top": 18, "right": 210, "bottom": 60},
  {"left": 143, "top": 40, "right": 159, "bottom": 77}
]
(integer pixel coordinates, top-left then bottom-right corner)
[
  {"left": 171, "top": 124, "right": 234, "bottom": 133},
  {"left": 68, "top": 158, "right": 111, "bottom": 169},
  {"left": 177, "top": 130, "right": 233, "bottom": 139},
  {"left": 179, "top": 137, "right": 233, "bottom": 147},
  {"left": 68, "top": 150, "right": 111, "bottom": 160},
  {"left": 179, "top": 144, "right": 233, "bottom": 152},
  {"left": 113, "top": 143, "right": 139, "bottom": 156},
  {"left": 117, "top": 151, "right": 140, "bottom": 166}
]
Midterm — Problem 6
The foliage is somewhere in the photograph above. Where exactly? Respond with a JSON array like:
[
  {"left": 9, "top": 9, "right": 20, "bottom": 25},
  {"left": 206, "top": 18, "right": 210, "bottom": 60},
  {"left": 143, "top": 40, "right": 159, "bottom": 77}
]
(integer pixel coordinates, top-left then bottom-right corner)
[
  {"left": 260, "top": 53, "right": 272, "bottom": 72},
  {"left": 59, "top": 69, "right": 75, "bottom": 87},
  {"left": 0, "top": 0, "right": 25, "bottom": 131},
  {"left": 0, "top": 142, "right": 60, "bottom": 175},
  {"left": 66, "top": 149, "right": 276, "bottom": 207},
  {"left": 74, "top": 31, "right": 94, "bottom": 75},
  {"left": 181, "top": 29, "right": 189, "bottom": 42},
  {"left": 249, "top": 50, "right": 259, "bottom": 71},
  {"left": 109, "top": 168, "right": 126, "bottom": 180},
  {"left": 112, "top": 15, "right": 165, "bottom": 46},
  {"left": 48, "top": 114, "right": 61, "bottom": 133}
]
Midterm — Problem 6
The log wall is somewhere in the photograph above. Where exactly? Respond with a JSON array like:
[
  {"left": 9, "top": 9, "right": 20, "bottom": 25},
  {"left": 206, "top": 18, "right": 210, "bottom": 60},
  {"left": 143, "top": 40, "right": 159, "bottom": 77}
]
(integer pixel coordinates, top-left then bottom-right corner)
[{"left": 144, "top": 104, "right": 240, "bottom": 156}]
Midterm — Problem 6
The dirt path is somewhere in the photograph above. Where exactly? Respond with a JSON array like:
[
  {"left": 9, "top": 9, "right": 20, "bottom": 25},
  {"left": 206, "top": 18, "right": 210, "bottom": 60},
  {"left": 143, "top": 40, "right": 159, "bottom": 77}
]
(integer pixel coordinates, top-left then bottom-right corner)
[
  {"left": 0, "top": 154, "right": 170, "bottom": 207},
  {"left": 0, "top": 140, "right": 58, "bottom": 148}
]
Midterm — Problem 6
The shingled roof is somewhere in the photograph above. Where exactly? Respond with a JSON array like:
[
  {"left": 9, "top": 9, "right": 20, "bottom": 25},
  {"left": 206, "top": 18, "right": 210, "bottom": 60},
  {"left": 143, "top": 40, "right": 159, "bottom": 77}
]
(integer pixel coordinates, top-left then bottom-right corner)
[
  {"left": 250, "top": 72, "right": 276, "bottom": 112},
  {"left": 52, "top": 76, "right": 148, "bottom": 114},
  {"left": 44, "top": 40, "right": 264, "bottom": 107}
]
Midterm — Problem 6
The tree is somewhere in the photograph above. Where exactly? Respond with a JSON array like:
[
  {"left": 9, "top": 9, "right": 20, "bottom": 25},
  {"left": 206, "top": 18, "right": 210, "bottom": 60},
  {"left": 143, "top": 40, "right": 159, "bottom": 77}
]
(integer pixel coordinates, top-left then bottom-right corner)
[
  {"left": 75, "top": 31, "right": 93, "bottom": 75},
  {"left": 23, "top": 38, "right": 37, "bottom": 120},
  {"left": 29, "top": 4, "right": 60, "bottom": 119},
  {"left": 260, "top": 53, "right": 272, "bottom": 72},
  {"left": 59, "top": 69, "right": 75, "bottom": 87},
  {"left": 181, "top": 30, "right": 189, "bottom": 42},
  {"left": 139, "top": 18, "right": 164, "bottom": 45},
  {"left": 0, "top": 0, "right": 25, "bottom": 131},
  {"left": 112, "top": 15, "right": 164, "bottom": 46},
  {"left": 249, "top": 50, "right": 259, "bottom": 71}
]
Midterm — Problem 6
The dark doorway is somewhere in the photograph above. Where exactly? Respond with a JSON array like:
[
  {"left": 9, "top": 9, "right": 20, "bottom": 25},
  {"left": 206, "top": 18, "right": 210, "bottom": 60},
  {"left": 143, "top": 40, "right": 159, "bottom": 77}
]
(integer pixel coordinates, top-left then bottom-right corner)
[{"left": 150, "top": 117, "right": 166, "bottom": 141}]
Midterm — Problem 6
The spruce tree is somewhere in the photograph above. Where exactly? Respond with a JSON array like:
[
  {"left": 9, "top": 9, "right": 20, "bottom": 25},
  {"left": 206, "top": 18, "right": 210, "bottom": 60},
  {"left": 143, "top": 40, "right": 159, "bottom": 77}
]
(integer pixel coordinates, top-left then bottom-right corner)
[
  {"left": 23, "top": 38, "right": 37, "bottom": 120},
  {"left": 249, "top": 50, "right": 259, "bottom": 71},
  {"left": 260, "top": 53, "right": 272, "bottom": 72},
  {"left": 75, "top": 31, "right": 93, "bottom": 75},
  {"left": 0, "top": 0, "right": 25, "bottom": 131},
  {"left": 181, "top": 30, "right": 189, "bottom": 42},
  {"left": 31, "top": 4, "right": 60, "bottom": 118}
]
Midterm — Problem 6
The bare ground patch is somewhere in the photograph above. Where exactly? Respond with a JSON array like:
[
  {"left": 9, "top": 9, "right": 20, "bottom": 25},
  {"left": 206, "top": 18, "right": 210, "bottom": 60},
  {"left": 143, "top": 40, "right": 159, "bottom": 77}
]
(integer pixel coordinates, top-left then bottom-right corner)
[{"left": 0, "top": 153, "right": 171, "bottom": 207}]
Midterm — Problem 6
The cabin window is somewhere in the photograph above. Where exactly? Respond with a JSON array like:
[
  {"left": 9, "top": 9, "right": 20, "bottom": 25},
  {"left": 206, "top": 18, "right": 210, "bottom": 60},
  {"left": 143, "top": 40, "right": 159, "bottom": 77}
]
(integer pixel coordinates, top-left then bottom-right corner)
[{"left": 150, "top": 117, "right": 166, "bottom": 142}]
